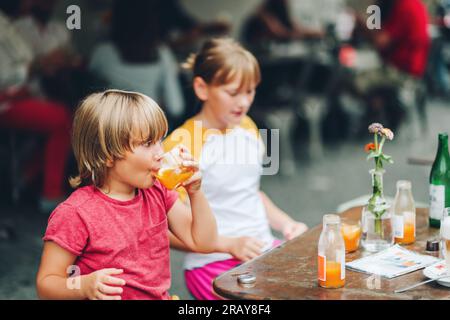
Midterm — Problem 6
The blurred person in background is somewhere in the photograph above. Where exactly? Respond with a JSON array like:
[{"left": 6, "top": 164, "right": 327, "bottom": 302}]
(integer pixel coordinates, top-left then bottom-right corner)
[
  {"left": 89, "top": 0, "right": 185, "bottom": 128},
  {"left": 240, "top": 0, "right": 328, "bottom": 143},
  {"left": 156, "top": 0, "right": 230, "bottom": 57},
  {"left": 0, "top": 0, "right": 72, "bottom": 214},
  {"left": 350, "top": 0, "right": 430, "bottom": 132},
  {"left": 14, "top": 0, "right": 103, "bottom": 108},
  {"left": 241, "top": 0, "right": 324, "bottom": 48},
  {"left": 54, "top": 0, "right": 113, "bottom": 60},
  {"left": 424, "top": 0, "right": 450, "bottom": 97}
]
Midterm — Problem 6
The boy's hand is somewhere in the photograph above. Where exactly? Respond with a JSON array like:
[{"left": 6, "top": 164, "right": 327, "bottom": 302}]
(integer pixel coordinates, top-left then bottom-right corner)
[
  {"left": 178, "top": 146, "right": 201, "bottom": 195},
  {"left": 282, "top": 221, "right": 308, "bottom": 241},
  {"left": 228, "top": 236, "right": 265, "bottom": 262},
  {"left": 82, "top": 268, "right": 126, "bottom": 300}
]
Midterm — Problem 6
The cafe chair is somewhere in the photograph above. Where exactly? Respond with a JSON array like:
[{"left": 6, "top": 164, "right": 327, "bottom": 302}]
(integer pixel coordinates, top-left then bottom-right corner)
[{"left": 0, "top": 129, "right": 40, "bottom": 205}]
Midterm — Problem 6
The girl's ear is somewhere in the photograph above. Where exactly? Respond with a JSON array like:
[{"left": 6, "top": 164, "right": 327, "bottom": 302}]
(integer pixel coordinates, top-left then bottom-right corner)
[{"left": 193, "top": 76, "right": 209, "bottom": 101}]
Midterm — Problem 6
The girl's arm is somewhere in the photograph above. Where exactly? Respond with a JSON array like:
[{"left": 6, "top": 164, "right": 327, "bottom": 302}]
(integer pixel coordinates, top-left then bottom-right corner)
[
  {"left": 259, "top": 191, "right": 308, "bottom": 240},
  {"left": 169, "top": 230, "right": 265, "bottom": 262},
  {"left": 36, "top": 241, "right": 125, "bottom": 300}
]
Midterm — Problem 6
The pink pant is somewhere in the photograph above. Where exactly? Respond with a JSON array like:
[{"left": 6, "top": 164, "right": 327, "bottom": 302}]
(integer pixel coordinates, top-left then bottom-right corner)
[
  {"left": 0, "top": 98, "right": 71, "bottom": 199},
  {"left": 185, "top": 239, "right": 282, "bottom": 300}
]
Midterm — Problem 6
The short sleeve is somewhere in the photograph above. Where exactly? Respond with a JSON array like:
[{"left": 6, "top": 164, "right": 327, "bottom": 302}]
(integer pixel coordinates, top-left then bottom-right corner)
[
  {"left": 163, "top": 185, "right": 179, "bottom": 212},
  {"left": 43, "top": 203, "right": 89, "bottom": 256},
  {"left": 163, "top": 124, "right": 194, "bottom": 155},
  {"left": 240, "top": 116, "right": 260, "bottom": 139}
]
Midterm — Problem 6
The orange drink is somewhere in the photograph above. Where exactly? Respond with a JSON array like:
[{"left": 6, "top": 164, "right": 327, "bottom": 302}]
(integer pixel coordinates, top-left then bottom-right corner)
[
  {"left": 156, "top": 167, "right": 194, "bottom": 190},
  {"left": 392, "top": 181, "right": 416, "bottom": 245},
  {"left": 394, "top": 222, "right": 415, "bottom": 245},
  {"left": 156, "top": 145, "right": 195, "bottom": 190},
  {"left": 318, "top": 259, "right": 345, "bottom": 288},
  {"left": 341, "top": 222, "right": 362, "bottom": 253},
  {"left": 318, "top": 214, "right": 346, "bottom": 289}
]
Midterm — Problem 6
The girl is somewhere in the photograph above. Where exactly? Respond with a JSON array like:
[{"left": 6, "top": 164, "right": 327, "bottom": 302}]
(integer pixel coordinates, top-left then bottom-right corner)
[
  {"left": 36, "top": 89, "right": 218, "bottom": 300},
  {"left": 163, "top": 38, "right": 308, "bottom": 300}
]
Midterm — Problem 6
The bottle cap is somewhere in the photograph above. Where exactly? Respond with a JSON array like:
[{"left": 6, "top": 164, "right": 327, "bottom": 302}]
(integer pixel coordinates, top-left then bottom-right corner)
[
  {"left": 426, "top": 239, "right": 440, "bottom": 252},
  {"left": 396, "top": 180, "right": 411, "bottom": 189},
  {"left": 323, "top": 214, "right": 340, "bottom": 226},
  {"left": 237, "top": 274, "right": 256, "bottom": 285}
]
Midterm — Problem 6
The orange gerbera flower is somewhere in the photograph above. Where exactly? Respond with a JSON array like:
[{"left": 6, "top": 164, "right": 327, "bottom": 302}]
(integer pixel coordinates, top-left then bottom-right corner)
[{"left": 364, "top": 143, "right": 376, "bottom": 153}]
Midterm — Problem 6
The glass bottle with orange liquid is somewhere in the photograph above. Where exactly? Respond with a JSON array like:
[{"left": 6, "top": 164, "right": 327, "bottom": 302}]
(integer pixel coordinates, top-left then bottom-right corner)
[
  {"left": 318, "top": 214, "right": 346, "bottom": 288},
  {"left": 392, "top": 180, "right": 416, "bottom": 245},
  {"left": 156, "top": 146, "right": 195, "bottom": 190}
]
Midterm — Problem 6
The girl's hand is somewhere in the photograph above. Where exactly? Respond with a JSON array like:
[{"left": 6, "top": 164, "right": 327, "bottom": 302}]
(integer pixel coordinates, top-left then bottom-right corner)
[
  {"left": 178, "top": 146, "right": 201, "bottom": 195},
  {"left": 82, "top": 268, "right": 126, "bottom": 300},
  {"left": 282, "top": 221, "right": 308, "bottom": 241},
  {"left": 228, "top": 236, "right": 266, "bottom": 262}
]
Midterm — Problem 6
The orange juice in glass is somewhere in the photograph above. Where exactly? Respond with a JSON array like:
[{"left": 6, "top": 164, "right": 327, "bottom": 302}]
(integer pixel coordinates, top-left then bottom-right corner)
[
  {"left": 156, "top": 146, "right": 195, "bottom": 190},
  {"left": 341, "top": 219, "right": 362, "bottom": 253}
]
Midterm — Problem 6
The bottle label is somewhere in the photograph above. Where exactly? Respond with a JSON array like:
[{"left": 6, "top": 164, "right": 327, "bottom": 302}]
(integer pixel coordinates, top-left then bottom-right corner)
[
  {"left": 430, "top": 185, "right": 445, "bottom": 220},
  {"left": 393, "top": 215, "right": 404, "bottom": 238},
  {"left": 318, "top": 254, "right": 326, "bottom": 281},
  {"left": 340, "top": 252, "right": 345, "bottom": 280}
]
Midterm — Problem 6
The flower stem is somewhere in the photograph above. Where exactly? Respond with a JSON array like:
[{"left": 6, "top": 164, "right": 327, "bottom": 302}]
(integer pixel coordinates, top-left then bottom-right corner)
[{"left": 375, "top": 217, "right": 383, "bottom": 237}]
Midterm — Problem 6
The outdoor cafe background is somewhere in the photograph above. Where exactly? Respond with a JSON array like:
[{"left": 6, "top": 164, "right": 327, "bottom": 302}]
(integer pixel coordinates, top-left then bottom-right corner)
[{"left": 1, "top": 0, "right": 450, "bottom": 299}]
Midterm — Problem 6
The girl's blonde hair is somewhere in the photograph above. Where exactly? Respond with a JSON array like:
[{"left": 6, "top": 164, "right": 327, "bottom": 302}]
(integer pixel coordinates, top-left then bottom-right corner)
[
  {"left": 182, "top": 38, "right": 261, "bottom": 90},
  {"left": 69, "top": 89, "right": 168, "bottom": 188}
]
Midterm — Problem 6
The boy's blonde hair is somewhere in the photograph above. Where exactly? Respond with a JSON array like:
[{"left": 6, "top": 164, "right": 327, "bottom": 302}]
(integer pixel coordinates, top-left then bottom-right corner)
[
  {"left": 69, "top": 89, "right": 168, "bottom": 188},
  {"left": 183, "top": 38, "right": 261, "bottom": 90}
]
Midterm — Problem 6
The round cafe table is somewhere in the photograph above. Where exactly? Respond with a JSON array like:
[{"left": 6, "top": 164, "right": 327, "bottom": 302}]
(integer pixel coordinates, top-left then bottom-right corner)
[{"left": 213, "top": 207, "right": 447, "bottom": 300}]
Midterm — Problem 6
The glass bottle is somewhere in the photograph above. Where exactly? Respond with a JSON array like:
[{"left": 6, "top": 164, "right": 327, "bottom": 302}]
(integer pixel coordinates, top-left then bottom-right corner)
[
  {"left": 318, "top": 214, "right": 346, "bottom": 289},
  {"left": 440, "top": 215, "right": 450, "bottom": 270},
  {"left": 392, "top": 180, "right": 416, "bottom": 245},
  {"left": 429, "top": 133, "right": 450, "bottom": 228},
  {"left": 361, "top": 169, "right": 393, "bottom": 252}
]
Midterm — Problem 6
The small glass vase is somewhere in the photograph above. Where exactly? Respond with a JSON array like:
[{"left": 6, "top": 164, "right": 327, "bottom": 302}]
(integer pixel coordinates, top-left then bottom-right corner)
[{"left": 361, "top": 169, "right": 394, "bottom": 252}]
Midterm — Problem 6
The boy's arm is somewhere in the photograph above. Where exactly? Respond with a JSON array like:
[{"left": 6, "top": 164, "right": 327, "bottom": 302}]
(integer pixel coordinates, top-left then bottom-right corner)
[
  {"left": 166, "top": 146, "right": 218, "bottom": 253},
  {"left": 36, "top": 241, "right": 86, "bottom": 299},
  {"left": 167, "top": 190, "right": 218, "bottom": 253},
  {"left": 259, "top": 191, "right": 308, "bottom": 240},
  {"left": 169, "top": 230, "right": 192, "bottom": 251},
  {"left": 36, "top": 241, "right": 125, "bottom": 300}
]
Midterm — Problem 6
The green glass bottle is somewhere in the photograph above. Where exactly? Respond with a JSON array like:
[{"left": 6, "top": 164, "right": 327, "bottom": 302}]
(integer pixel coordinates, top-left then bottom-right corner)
[{"left": 429, "top": 133, "right": 450, "bottom": 228}]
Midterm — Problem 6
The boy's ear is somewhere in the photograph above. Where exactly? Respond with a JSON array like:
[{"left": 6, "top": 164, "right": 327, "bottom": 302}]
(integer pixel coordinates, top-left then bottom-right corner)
[
  {"left": 193, "top": 76, "right": 208, "bottom": 101},
  {"left": 105, "top": 158, "right": 114, "bottom": 168}
]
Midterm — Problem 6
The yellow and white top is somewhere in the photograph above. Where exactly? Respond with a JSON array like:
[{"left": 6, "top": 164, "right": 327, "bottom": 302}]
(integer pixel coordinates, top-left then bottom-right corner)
[{"left": 163, "top": 116, "right": 275, "bottom": 270}]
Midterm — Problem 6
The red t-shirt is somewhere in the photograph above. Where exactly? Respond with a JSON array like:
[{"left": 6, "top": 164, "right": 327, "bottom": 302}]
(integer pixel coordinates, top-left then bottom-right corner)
[
  {"left": 43, "top": 181, "right": 178, "bottom": 300},
  {"left": 382, "top": 0, "right": 430, "bottom": 77}
]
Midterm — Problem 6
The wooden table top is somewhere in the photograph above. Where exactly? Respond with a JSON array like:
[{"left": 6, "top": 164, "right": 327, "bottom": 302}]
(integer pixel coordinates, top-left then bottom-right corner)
[{"left": 213, "top": 207, "right": 450, "bottom": 300}]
